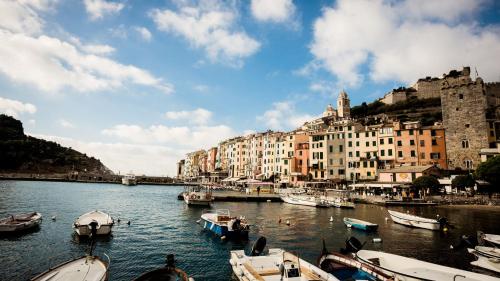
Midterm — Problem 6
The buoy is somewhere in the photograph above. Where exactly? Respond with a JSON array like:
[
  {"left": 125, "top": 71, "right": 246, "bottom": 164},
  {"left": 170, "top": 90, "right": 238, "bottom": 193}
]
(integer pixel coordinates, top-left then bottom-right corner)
[
  {"left": 51, "top": 216, "right": 56, "bottom": 221},
  {"left": 221, "top": 236, "right": 226, "bottom": 240},
  {"left": 443, "top": 227, "right": 448, "bottom": 232},
  {"left": 373, "top": 238, "right": 382, "bottom": 243},
  {"left": 127, "top": 220, "right": 131, "bottom": 225},
  {"left": 117, "top": 218, "right": 121, "bottom": 223},
  {"left": 329, "top": 216, "right": 333, "bottom": 222},
  {"left": 286, "top": 220, "right": 290, "bottom": 226},
  {"left": 266, "top": 199, "right": 271, "bottom": 202}
]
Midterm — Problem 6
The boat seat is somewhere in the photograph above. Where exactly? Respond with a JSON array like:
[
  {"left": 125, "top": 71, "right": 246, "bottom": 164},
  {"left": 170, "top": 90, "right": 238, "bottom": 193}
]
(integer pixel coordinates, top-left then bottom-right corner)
[
  {"left": 243, "top": 263, "right": 265, "bottom": 281},
  {"left": 258, "top": 268, "right": 281, "bottom": 276}
]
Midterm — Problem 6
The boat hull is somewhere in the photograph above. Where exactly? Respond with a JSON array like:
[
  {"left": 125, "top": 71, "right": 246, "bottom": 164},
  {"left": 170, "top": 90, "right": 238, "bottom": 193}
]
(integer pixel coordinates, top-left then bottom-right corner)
[
  {"left": 201, "top": 217, "right": 248, "bottom": 239},
  {"left": 183, "top": 193, "right": 212, "bottom": 206},
  {"left": 343, "top": 218, "right": 378, "bottom": 232},
  {"left": 74, "top": 224, "right": 113, "bottom": 236},
  {"left": 388, "top": 210, "right": 440, "bottom": 230},
  {"left": 281, "top": 195, "right": 330, "bottom": 207},
  {"left": 31, "top": 256, "right": 108, "bottom": 281},
  {"left": 0, "top": 213, "right": 42, "bottom": 233}
]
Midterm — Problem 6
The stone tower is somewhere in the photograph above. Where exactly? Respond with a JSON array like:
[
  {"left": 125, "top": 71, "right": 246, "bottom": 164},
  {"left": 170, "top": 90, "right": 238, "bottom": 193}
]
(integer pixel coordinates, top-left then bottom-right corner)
[
  {"left": 337, "top": 90, "right": 351, "bottom": 118},
  {"left": 440, "top": 67, "right": 489, "bottom": 170}
]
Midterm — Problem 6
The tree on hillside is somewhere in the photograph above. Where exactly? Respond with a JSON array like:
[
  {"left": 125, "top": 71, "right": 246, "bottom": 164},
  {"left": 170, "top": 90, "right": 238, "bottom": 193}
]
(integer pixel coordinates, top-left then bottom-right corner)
[
  {"left": 412, "top": 175, "right": 440, "bottom": 195},
  {"left": 475, "top": 156, "right": 500, "bottom": 195},
  {"left": 451, "top": 174, "right": 475, "bottom": 190}
]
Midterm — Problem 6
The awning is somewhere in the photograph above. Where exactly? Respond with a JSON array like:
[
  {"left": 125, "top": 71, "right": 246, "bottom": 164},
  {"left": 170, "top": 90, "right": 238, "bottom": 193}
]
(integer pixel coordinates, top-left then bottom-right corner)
[
  {"left": 236, "top": 179, "right": 247, "bottom": 184},
  {"left": 222, "top": 177, "right": 239, "bottom": 182}
]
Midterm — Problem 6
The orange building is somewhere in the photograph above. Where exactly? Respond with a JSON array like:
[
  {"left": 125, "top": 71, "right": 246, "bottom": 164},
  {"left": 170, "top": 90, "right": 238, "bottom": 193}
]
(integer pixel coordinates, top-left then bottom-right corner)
[
  {"left": 292, "top": 142, "right": 309, "bottom": 183},
  {"left": 394, "top": 121, "right": 447, "bottom": 169}
]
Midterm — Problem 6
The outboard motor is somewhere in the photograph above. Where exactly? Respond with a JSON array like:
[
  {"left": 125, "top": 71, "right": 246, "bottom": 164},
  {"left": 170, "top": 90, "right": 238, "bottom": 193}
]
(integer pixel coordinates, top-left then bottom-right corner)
[
  {"left": 88, "top": 221, "right": 99, "bottom": 256},
  {"left": 231, "top": 219, "right": 241, "bottom": 231},
  {"left": 251, "top": 236, "right": 267, "bottom": 256},
  {"left": 438, "top": 217, "right": 449, "bottom": 231},
  {"left": 341, "top": 236, "right": 365, "bottom": 254},
  {"left": 166, "top": 254, "right": 175, "bottom": 269}
]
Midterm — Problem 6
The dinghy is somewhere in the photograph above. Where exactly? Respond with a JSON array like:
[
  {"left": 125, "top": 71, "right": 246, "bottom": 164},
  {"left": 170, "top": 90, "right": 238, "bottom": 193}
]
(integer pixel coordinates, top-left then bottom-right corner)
[
  {"left": 467, "top": 246, "right": 500, "bottom": 274},
  {"left": 230, "top": 237, "right": 337, "bottom": 281},
  {"left": 200, "top": 209, "right": 249, "bottom": 239},
  {"left": 356, "top": 250, "right": 499, "bottom": 281},
  {"left": 281, "top": 194, "right": 330, "bottom": 207},
  {"left": 343, "top": 217, "right": 378, "bottom": 231},
  {"left": 134, "top": 254, "right": 194, "bottom": 281},
  {"left": 0, "top": 212, "right": 42, "bottom": 233},
  {"left": 480, "top": 232, "right": 500, "bottom": 247},
  {"left": 31, "top": 255, "right": 109, "bottom": 281},
  {"left": 387, "top": 210, "right": 448, "bottom": 231},
  {"left": 74, "top": 211, "right": 114, "bottom": 236}
]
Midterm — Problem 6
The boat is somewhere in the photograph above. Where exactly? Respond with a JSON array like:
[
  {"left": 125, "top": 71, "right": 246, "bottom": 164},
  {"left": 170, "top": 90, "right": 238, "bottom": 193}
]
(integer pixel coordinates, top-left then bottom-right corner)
[
  {"left": 0, "top": 212, "right": 42, "bottom": 233},
  {"left": 343, "top": 217, "right": 378, "bottom": 231},
  {"left": 31, "top": 255, "right": 109, "bottom": 281},
  {"left": 356, "top": 250, "right": 499, "bottom": 281},
  {"left": 183, "top": 185, "right": 213, "bottom": 206},
  {"left": 74, "top": 211, "right": 114, "bottom": 236},
  {"left": 318, "top": 240, "right": 392, "bottom": 281},
  {"left": 467, "top": 246, "right": 500, "bottom": 274},
  {"left": 122, "top": 173, "right": 137, "bottom": 186},
  {"left": 332, "top": 198, "right": 355, "bottom": 209},
  {"left": 387, "top": 210, "right": 448, "bottom": 231},
  {"left": 134, "top": 254, "right": 194, "bottom": 281},
  {"left": 200, "top": 209, "right": 249, "bottom": 239},
  {"left": 480, "top": 232, "right": 500, "bottom": 247},
  {"left": 281, "top": 194, "right": 330, "bottom": 207},
  {"left": 230, "top": 237, "right": 337, "bottom": 281}
]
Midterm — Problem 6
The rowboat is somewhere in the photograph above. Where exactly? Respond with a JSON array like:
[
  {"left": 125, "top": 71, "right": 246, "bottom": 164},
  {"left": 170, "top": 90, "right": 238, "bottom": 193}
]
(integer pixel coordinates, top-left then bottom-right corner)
[
  {"left": 183, "top": 185, "right": 213, "bottom": 206},
  {"left": 387, "top": 210, "right": 448, "bottom": 231},
  {"left": 343, "top": 217, "right": 378, "bottom": 232},
  {"left": 134, "top": 254, "right": 194, "bottom": 281},
  {"left": 481, "top": 232, "right": 500, "bottom": 247},
  {"left": 281, "top": 194, "right": 330, "bottom": 207},
  {"left": 467, "top": 246, "right": 500, "bottom": 274},
  {"left": 74, "top": 211, "right": 114, "bottom": 236},
  {"left": 31, "top": 255, "right": 109, "bottom": 281},
  {"left": 0, "top": 212, "right": 42, "bottom": 233},
  {"left": 200, "top": 209, "right": 249, "bottom": 239},
  {"left": 356, "top": 250, "right": 499, "bottom": 281},
  {"left": 230, "top": 237, "right": 337, "bottom": 281}
]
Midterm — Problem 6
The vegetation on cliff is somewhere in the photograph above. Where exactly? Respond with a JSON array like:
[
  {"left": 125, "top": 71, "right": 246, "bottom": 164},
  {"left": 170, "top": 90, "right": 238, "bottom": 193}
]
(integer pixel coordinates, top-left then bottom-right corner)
[{"left": 0, "top": 114, "right": 111, "bottom": 174}]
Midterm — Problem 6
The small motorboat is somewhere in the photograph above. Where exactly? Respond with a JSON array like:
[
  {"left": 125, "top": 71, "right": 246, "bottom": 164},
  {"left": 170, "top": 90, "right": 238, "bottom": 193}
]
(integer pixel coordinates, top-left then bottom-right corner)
[
  {"left": 343, "top": 217, "right": 378, "bottom": 232},
  {"left": 134, "top": 254, "right": 194, "bottom": 281},
  {"left": 183, "top": 185, "right": 213, "bottom": 206},
  {"left": 318, "top": 240, "right": 392, "bottom": 281},
  {"left": 479, "top": 232, "right": 500, "bottom": 247},
  {"left": 230, "top": 237, "right": 336, "bottom": 281},
  {"left": 0, "top": 212, "right": 42, "bottom": 233},
  {"left": 467, "top": 246, "right": 500, "bottom": 274},
  {"left": 281, "top": 194, "right": 330, "bottom": 207},
  {"left": 74, "top": 211, "right": 114, "bottom": 236},
  {"left": 200, "top": 209, "right": 249, "bottom": 239},
  {"left": 356, "top": 250, "right": 499, "bottom": 281},
  {"left": 387, "top": 210, "right": 448, "bottom": 231},
  {"left": 122, "top": 173, "right": 137, "bottom": 186},
  {"left": 333, "top": 198, "right": 355, "bottom": 209}
]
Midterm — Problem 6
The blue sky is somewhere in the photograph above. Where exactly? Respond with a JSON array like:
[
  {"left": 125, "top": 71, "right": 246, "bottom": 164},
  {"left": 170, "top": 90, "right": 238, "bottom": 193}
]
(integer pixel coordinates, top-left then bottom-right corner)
[{"left": 1, "top": 0, "right": 500, "bottom": 176}]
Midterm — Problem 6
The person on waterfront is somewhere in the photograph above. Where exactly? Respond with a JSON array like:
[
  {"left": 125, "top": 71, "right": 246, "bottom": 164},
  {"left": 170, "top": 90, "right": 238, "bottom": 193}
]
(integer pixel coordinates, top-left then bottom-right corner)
[{"left": 257, "top": 186, "right": 260, "bottom": 196}]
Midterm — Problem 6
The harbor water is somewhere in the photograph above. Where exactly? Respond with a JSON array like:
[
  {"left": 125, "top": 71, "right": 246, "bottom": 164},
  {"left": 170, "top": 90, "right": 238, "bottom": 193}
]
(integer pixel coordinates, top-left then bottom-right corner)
[{"left": 1, "top": 181, "right": 500, "bottom": 280}]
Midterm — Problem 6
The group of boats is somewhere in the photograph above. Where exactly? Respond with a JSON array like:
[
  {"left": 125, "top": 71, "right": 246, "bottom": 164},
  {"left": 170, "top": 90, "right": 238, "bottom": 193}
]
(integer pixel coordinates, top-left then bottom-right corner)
[{"left": 280, "top": 193, "right": 355, "bottom": 208}]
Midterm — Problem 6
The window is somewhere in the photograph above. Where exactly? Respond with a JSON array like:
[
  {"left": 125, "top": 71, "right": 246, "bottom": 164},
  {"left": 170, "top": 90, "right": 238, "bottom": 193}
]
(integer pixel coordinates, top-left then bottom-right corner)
[
  {"left": 366, "top": 141, "right": 369, "bottom": 147},
  {"left": 330, "top": 159, "right": 333, "bottom": 165},
  {"left": 411, "top": 150, "right": 416, "bottom": 157},
  {"left": 372, "top": 132, "right": 376, "bottom": 137},
  {"left": 462, "top": 139, "right": 469, "bottom": 148},
  {"left": 299, "top": 151, "right": 302, "bottom": 156},
  {"left": 388, "top": 138, "right": 393, "bottom": 144},
  {"left": 319, "top": 142, "right": 323, "bottom": 148},
  {"left": 373, "top": 141, "right": 376, "bottom": 146},
  {"left": 348, "top": 126, "right": 352, "bottom": 131},
  {"left": 348, "top": 141, "right": 352, "bottom": 147},
  {"left": 339, "top": 169, "right": 345, "bottom": 175},
  {"left": 419, "top": 129, "right": 423, "bottom": 135},
  {"left": 398, "top": 151, "right": 403, "bottom": 158},
  {"left": 348, "top": 152, "right": 353, "bottom": 157},
  {"left": 370, "top": 161, "right": 374, "bottom": 168},
  {"left": 380, "top": 139, "right": 385, "bottom": 145},
  {"left": 409, "top": 130, "right": 414, "bottom": 135},
  {"left": 284, "top": 169, "right": 288, "bottom": 175},
  {"left": 410, "top": 140, "right": 415, "bottom": 146},
  {"left": 397, "top": 140, "right": 402, "bottom": 146},
  {"left": 363, "top": 161, "right": 367, "bottom": 168},
  {"left": 321, "top": 171, "right": 324, "bottom": 178},
  {"left": 420, "top": 152, "right": 425, "bottom": 159},
  {"left": 431, "top": 130, "right": 436, "bottom": 137},
  {"left": 397, "top": 131, "right": 401, "bottom": 136},
  {"left": 431, "top": 153, "right": 440, "bottom": 159},
  {"left": 381, "top": 150, "right": 385, "bottom": 156},
  {"left": 365, "top": 132, "right": 369, "bottom": 137},
  {"left": 420, "top": 140, "right": 425, "bottom": 146},
  {"left": 319, "top": 152, "right": 323, "bottom": 159},
  {"left": 330, "top": 169, "right": 333, "bottom": 175},
  {"left": 388, "top": 149, "right": 393, "bottom": 156},
  {"left": 464, "top": 159, "right": 473, "bottom": 169},
  {"left": 459, "top": 94, "right": 464, "bottom": 100},
  {"left": 329, "top": 145, "right": 333, "bottom": 153},
  {"left": 348, "top": 133, "right": 352, "bottom": 138},
  {"left": 356, "top": 133, "right": 359, "bottom": 138},
  {"left": 367, "top": 171, "right": 371, "bottom": 177},
  {"left": 339, "top": 158, "right": 343, "bottom": 165},
  {"left": 299, "top": 160, "right": 302, "bottom": 165},
  {"left": 356, "top": 151, "right": 360, "bottom": 157},
  {"left": 284, "top": 159, "right": 288, "bottom": 165},
  {"left": 339, "top": 145, "right": 343, "bottom": 152}
]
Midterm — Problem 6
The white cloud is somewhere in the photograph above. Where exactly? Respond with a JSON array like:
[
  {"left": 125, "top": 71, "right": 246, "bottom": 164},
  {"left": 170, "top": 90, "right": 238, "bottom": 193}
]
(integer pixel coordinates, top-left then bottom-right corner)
[
  {"left": 250, "top": 0, "right": 295, "bottom": 23},
  {"left": 108, "top": 24, "right": 127, "bottom": 38},
  {"left": 81, "top": 43, "right": 115, "bottom": 55},
  {"left": 256, "top": 101, "right": 313, "bottom": 131},
  {"left": 193, "top": 84, "right": 209, "bottom": 92},
  {"left": 83, "top": 0, "right": 124, "bottom": 21},
  {"left": 150, "top": 1, "right": 260, "bottom": 67},
  {"left": 164, "top": 108, "right": 212, "bottom": 125},
  {"left": 309, "top": 80, "right": 336, "bottom": 95},
  {"left": 310, "top": 0, "right": 500, "bottom": 86},
  {"left": 0, "top": 97, "right": 37, "bottom": 118},
  {"left": 134, "top": 26, "right": 152, "bottom": 42},
  {"left": 0, "top": 30, "right": 173, "bottom": 94},
  {"left": 59, "top": 119, "right": 75, "bottom": 128}
]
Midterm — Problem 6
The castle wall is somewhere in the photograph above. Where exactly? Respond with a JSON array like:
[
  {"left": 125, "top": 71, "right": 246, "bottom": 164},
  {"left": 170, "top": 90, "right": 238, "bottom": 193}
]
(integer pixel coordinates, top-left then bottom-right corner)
[{"left": 413, "top": 79, "right": 442, "bottom": 100}]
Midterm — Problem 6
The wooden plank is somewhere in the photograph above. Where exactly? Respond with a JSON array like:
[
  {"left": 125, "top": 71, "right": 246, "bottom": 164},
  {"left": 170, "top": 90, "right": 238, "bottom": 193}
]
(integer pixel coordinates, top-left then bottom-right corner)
[{"left": 243, "top": 263, "right": 265, "bottom": 281}]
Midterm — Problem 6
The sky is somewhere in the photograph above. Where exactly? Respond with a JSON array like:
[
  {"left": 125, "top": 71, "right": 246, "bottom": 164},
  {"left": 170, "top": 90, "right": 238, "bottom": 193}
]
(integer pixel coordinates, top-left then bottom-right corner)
[{"left": 1, "top": 0, "right": 500, "bottom": 176}]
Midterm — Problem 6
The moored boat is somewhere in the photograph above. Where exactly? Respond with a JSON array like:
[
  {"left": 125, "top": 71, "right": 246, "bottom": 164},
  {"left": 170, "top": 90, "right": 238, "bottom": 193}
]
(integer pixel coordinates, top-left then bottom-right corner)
[
  {"left": 281, "top": 194, "right": 330, "bottom": 207},
  {"left": 122, "top": 174, "right": 137, "bottom": 186},
  {"left": 134, "top": 254, "right": 194, "bottom": 281},
  {"left": 0, "top": 212, "right": 42, "bottom": 233},
  {"left": 230, "top": 237, "right": 337, "bottom": 281},
  {"left": 343, "top": 217, "right": 378, "bottom": 231},
  {"left": 467, "top": 246, "right": 500, "bottom": 274},
  {"left": 388, "top": 210, "right": 448, "bottom": 231},
  {"left": 333, "top": 198, "right": 355, "bottom": 209},
  {"left": 31, "top": 255, "right": 109, "bottom": 281},
  {"left": 183, "top": 185, "right": 213, "bottom": 206},
  {"left": 200, "top": 209, "right": 249, "bottom": 239},
  {"left": 356, "top": 250, "right": 499, "bottom": 281},
  {"left": 74, "top": 211, "right": 114, "bottom": 236},
  {"left": 480, "top": 232, "right": 500, "bottom": 247}
]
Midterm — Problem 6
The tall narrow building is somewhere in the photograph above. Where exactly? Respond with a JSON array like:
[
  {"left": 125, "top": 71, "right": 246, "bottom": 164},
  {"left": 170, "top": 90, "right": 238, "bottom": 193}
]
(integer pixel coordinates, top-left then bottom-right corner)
[{"left": 337, "top": 90, "right": 351, "bottom": 119}]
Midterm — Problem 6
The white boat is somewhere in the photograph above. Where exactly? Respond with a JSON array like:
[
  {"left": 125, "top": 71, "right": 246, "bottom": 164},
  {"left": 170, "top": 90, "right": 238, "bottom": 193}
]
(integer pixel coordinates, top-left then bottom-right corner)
[
  {"left": 482, "top": 233, "right": 500, "bottom": 247},
  {"left": 230, "top": 248, "right": 337, "bottom": 281},
  {"left": 201, "top": 209, "right": 249, "bottom": 239},
  {"left": 122, "top": 174, "right": 137, "bottom": 186},
  {"left": 183, "top": 185, "right": 213, "bottom": 206},
  {"left": 74, "top": 211, "right": 114, "bottom": 236},
  {"left": 281, "top": 194, "right": 330, "bottom": 207},
  {"left": 468, "top": 246, "right": 500, "bottom": 274},
  {"left": 388, "top": 210, "right": 447, "bottom": 231},
  {"left": 356, "top": 250, "right": 499, "bottom": 281},
  {"left": 332, "top": 198, "right": 355, "bottom": 209},
  {"left": 0, "top": 212, "right": 42, "bottom": 233},
  {"left": 31, "top": 255, "right": 109, "bottom": 281}
]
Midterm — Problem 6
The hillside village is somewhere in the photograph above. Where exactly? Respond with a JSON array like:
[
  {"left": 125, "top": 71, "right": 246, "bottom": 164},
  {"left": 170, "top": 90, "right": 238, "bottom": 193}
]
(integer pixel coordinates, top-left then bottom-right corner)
[{"left": 177, "top": 67, "right": 500, "bottom": 190}]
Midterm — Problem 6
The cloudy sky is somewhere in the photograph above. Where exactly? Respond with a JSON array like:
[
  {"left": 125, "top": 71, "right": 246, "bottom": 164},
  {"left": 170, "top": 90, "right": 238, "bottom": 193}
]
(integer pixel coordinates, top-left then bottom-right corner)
[{"left": 1, "top": 0, "right": 500, "bottom": 176}]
